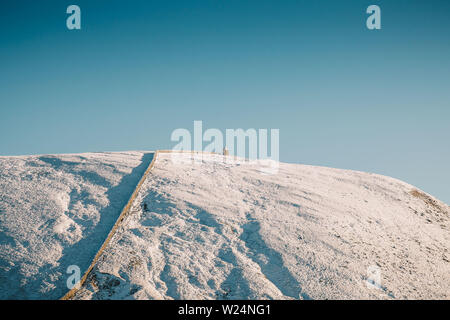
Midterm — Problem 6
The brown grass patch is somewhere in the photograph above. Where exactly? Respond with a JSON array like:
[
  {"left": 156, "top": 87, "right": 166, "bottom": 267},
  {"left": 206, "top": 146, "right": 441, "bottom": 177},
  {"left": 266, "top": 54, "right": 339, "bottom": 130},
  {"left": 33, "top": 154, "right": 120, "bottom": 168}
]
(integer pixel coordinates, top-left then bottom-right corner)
[{"left": 409, "top": 189, "right": 446, "bottom": 213}]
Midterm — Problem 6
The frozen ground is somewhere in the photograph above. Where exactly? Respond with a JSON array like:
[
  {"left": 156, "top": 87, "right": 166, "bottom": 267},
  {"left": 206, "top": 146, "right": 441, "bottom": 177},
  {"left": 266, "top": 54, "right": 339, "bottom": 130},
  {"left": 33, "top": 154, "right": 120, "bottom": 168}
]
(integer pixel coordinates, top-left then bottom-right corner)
[
  {"left": 71, "top": 153, "right": 449, "bottom": 300},
  {"left": 0, "top": 151, "right": 154, "bottom": 299}
]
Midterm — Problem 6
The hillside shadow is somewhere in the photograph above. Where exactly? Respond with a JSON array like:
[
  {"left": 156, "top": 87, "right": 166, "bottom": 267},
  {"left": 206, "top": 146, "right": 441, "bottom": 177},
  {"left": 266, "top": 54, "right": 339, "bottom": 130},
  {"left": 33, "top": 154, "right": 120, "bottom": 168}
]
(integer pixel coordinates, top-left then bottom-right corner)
[
  {"left": 240, "top": 217, "right": 311, "bottom": 300},
  {"left": 216, "top": 247, "right": 252, "bottom": 299},
  {"left": 31, "top": 152, "right": 155, "bottom": 299}
]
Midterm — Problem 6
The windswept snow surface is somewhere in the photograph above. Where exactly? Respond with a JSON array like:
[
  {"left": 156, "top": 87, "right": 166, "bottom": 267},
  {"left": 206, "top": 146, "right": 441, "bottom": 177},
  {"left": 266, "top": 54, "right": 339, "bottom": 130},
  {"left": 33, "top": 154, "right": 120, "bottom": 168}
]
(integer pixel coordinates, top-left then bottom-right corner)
[
  {"left": 0, "top": 152, "right": 154, "bottom": 299},
  {"left": 73, "top": 153, "right": 449, "bottom": 300}
]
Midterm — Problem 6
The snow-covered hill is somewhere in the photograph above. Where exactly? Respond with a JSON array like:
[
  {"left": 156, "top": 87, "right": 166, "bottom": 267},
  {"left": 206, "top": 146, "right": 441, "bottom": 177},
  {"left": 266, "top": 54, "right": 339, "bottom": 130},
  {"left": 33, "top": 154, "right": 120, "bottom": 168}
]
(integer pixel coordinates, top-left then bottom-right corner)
[
  {"left": 71, "top": 152, "right": 449, "bottom": 300},
  {"left": 1, "top": 152, "right": 449, "bottom": 299},
  {"left": 0, "top": 152, "right": 155, "bottom": 299}
]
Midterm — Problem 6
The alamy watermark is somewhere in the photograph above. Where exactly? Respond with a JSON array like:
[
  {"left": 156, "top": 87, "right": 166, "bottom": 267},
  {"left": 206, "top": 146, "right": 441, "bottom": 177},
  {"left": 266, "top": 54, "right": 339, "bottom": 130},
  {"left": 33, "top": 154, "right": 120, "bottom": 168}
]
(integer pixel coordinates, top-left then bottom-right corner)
[
  {"left": 366, "top": 265, "right": 382, "bottom": 290},
  {"left": 66, "top": 5, "right": 81, "bottom": 30},
  {"left": 66, "top": 265, "right": 81, "bottom": 290},
  {"left": 65, "top": 5, "right": 381, "bottom": 31},
  {"left": 170, "top": 121, "right": 280, "bottom": 174},
  {"left": 366, "top": 5, "right": 381, "bottom": 30}
]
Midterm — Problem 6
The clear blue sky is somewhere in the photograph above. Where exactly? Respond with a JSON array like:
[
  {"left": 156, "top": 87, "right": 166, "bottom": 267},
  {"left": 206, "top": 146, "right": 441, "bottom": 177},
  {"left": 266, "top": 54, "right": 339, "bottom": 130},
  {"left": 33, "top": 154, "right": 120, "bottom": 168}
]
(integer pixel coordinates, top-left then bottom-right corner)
[{"left": 1, "top": 0, "right": 449, "bottom": 203}]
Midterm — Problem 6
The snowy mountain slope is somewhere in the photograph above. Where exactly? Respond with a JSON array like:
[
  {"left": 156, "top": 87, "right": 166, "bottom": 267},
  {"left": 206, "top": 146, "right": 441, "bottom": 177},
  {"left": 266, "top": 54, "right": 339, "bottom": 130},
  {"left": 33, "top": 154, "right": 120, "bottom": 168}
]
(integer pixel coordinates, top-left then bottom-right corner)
[
  {"left": 0, "top": 152, "right": 155, "bottom": 299},
  {"left": 72, "top": 153, "right": 450, "bottom": 300}
]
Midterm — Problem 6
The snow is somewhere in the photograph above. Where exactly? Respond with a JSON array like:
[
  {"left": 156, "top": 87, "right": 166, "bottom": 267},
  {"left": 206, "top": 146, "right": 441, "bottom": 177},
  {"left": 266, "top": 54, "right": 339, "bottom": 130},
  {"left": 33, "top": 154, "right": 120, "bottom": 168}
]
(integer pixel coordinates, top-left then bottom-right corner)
[
  {"left": 0, "top": 151, "right": 155, "bottom": 299},
  {"left": 70, "top": 153, "right": 450, "bottom": 300}
]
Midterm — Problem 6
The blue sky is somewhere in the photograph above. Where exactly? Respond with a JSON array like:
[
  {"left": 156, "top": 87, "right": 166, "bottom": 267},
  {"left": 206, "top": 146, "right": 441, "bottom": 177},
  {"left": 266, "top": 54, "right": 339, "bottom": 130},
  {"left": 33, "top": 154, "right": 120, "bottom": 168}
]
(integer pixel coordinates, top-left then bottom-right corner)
[{"left": 0, "top": 0, "right": 449, "bottom": 203}]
